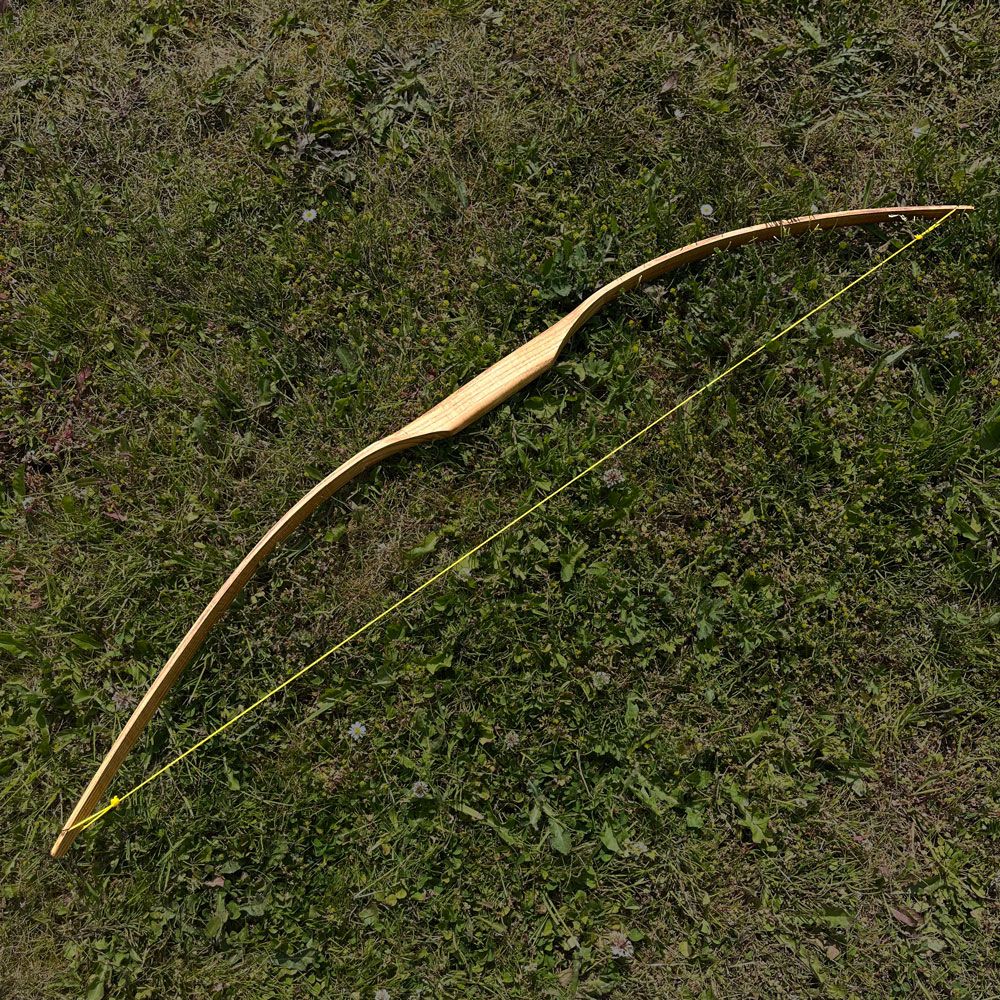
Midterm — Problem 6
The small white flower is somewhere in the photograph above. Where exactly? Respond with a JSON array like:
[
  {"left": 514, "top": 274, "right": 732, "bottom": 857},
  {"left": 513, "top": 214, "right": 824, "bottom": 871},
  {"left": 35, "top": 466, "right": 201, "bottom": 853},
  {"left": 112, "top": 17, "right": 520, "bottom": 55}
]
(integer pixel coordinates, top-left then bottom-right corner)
[
  {"left": 411, "top": 780, "right": 431, "bottom": 799},
  {"left": 608, "top": 930, "right": 634, "bottom": 959},
  {"left": 301, "top": 208, "right": 318, "bottom": 222},
  {"left": 503, "top": 730, "right": 521, "bottom": 749},
  {"left": 700, "top": 203, "right": 714, "bottom": 217},
  {"left": 592, "top": 670, "right": 612, "bottom": 689},
  {"left": 601, "top": 465, "right": 625, "bottom": 487},
  {"left": 944, "top": 330, "right": 961, "bottom": 340},
  {"left": 348, "top": 721, "right": 367, "bottom": 742},
  {"left": 375, "top": 990, "right": 391, "bottom": 1000}
]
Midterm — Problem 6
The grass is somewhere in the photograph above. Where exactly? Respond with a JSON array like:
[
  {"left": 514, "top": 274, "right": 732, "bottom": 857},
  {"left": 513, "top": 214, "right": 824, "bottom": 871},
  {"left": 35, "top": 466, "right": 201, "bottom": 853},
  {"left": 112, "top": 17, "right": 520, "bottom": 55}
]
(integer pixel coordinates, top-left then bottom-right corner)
[{"left": 2, "top": 1, "right": 999, "bottom": 996}]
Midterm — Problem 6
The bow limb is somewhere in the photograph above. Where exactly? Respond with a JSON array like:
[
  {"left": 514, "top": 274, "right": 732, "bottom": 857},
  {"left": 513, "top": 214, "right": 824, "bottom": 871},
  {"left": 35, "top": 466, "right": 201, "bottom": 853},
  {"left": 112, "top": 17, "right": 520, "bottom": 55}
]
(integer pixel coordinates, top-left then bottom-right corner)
[{"left": 51, "top": 203, "right": 971, "bottom": 857}]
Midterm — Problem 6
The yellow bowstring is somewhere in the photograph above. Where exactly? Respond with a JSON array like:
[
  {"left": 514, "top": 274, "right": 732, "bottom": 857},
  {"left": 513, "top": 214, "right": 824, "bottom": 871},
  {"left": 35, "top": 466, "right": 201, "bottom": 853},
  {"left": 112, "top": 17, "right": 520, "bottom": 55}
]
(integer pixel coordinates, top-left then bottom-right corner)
[{"left": 69, "top": 208, "right": 959, "bottom": 834}]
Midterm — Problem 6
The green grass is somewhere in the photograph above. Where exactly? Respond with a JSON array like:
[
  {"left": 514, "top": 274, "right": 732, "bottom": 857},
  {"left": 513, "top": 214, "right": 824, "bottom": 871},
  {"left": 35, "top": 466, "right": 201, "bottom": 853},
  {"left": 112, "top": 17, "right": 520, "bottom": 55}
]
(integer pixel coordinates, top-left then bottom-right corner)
[{"left": 2, "top": 1, "right": 999, "bottom": 996}]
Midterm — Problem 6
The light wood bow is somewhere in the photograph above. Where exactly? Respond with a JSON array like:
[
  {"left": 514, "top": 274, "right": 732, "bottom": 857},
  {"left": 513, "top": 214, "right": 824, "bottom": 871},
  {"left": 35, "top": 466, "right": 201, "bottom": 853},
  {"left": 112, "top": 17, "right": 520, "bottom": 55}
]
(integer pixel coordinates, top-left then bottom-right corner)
[{"left": 52, "top": 204, "right": 972, "bottom": 857}]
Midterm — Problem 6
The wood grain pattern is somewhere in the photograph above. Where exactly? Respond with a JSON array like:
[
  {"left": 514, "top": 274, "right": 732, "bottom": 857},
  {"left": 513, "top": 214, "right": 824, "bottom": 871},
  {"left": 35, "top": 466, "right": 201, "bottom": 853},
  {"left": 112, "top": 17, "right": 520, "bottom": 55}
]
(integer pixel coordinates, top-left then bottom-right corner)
[{"left": 51, "top": 204, "right": 972, "bottom": 857}]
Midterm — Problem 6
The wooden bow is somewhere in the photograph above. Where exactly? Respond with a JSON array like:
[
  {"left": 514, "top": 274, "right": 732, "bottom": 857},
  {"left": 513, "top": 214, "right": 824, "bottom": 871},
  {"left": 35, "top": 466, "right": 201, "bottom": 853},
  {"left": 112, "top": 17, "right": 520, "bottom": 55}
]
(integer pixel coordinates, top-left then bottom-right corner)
[{"left": 52, "top": 204, "right": 972, "bottom": 856}]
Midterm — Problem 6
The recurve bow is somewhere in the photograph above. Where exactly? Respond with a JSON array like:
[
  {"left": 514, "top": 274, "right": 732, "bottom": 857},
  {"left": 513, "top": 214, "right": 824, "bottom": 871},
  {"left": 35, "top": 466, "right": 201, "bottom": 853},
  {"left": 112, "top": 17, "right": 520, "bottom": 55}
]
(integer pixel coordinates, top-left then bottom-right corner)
[{"left": 52, "top": 204, "right": 972, "bottom": 857}]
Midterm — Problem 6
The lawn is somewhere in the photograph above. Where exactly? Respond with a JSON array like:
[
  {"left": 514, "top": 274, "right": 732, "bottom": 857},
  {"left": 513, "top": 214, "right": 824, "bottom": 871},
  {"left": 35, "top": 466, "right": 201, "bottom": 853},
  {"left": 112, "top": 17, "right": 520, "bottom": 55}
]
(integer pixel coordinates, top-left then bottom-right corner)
[{"left": 2, "top": 1, "right": 999, "bottom": 997}]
